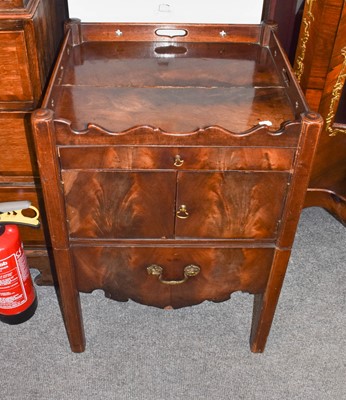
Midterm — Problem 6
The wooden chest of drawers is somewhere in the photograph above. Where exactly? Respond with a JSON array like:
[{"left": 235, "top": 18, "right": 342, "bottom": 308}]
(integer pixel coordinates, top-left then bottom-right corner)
[
  {"left": 0, "top": 0, "right": 68, "bottom": 284},
  {"left": 31, "top": 20, "right": 322, "bottom": 352}
]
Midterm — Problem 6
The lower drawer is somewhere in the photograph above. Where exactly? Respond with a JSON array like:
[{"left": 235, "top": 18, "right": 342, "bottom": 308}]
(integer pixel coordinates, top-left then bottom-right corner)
[
  {"left": 72, "top": 246, "right": 274, "bottom": 309},
  {"left": 0, "top": 184, "right": 46, "bottom": 246}
]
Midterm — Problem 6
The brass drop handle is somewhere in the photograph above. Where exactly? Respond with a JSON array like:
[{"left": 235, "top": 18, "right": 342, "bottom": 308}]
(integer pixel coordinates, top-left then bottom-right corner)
[
  {"left": 176, "top": 204, "right": 189, "bottom": 219},
  {"left": 173, "top": 154, "right": 184, "bottom": 167},
  {"left": 147, "top": 264, "right": 200, "bottom": 285}
]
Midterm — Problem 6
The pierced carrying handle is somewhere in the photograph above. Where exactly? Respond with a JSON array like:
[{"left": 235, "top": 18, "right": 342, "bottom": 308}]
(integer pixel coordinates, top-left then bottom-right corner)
[
  {"left": 155, "top": 28, "right": 188, "bottom": 38},
  {"left": 147, "top": 264, "right": 200, "bottom": 285}
]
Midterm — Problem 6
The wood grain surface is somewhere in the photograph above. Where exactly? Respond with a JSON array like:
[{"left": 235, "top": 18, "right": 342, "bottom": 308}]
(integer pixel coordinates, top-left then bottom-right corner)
[{"left": 72, "top": 246, "right": 275, "bottom": 309}]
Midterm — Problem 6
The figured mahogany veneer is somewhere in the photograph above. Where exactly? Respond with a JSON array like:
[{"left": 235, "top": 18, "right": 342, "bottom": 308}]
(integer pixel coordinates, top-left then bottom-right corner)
[
  {"left": 62, "top": 169, "right": 289, "bottom": 239},
  {"left": 72, "top": 246, "right": 275, "bottom": 308},
  {"left": 31, "top": 20, "right": 322, "bottom": 353}
]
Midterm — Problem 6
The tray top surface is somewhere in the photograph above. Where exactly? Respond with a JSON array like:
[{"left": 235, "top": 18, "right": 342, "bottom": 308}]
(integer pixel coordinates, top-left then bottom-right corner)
[{"left": 50, "top": 40, "right": 295, "bottom": 133}]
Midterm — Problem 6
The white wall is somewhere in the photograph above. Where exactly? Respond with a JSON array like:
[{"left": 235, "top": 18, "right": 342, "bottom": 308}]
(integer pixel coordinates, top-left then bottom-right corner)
[{"left": 67, "top": 0, "right": 264, "bottom": 24}]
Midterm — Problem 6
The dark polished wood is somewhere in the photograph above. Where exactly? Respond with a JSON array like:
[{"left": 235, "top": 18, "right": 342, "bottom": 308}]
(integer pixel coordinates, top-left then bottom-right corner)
[
  {"left": 0, "top": 0, "right": 69, "bottom": 282},
  {"left": 63, "top": 170, "right": 177, "bottom": 239},
  {"left": 175, "top": 171, "right": 290, "bottom": 239},
  {"left": 294, "top": 0, "right": 346, "bottom": 224},
  {"left": 262, "top": 0, "right": 304, "bottom": 63},
  {"left": 59, "top": 146, "right": 296, "bottom": 171},
  {"left": 31, "top": 20, "right": 322, "bottom": 353},
  {"left": 72, "top": 246, "right": 275, "bottom": 308}
]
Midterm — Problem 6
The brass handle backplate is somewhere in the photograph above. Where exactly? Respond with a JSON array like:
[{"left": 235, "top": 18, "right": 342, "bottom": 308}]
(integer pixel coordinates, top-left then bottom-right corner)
[
  {"left": 173, "top": 154, "right": 184, "bottom": 167},
  {"left": 147, "top": 264, "right": 200, "bottom": 285},
  {"left": 176, "top": 204, "right": 189, "bottom": 219}
]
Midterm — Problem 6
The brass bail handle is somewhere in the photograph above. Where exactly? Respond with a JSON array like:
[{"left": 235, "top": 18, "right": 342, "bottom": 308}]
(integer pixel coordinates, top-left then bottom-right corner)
[
  {"left": 147, "top": 264, "right": 200, "bottom": 285},
  {"left": 176, "top": 204, "right": 189, "bottom": 219},
  {"left": 174, "top": 154, "right": 184, "bottom": 167},
  {"left": 0, "top": 201, "right": 40, "bottom": 228}
]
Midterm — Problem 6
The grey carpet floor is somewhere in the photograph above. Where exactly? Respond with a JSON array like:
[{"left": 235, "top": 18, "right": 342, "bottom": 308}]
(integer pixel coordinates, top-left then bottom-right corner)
[{"left": 1, "top": 207, "right": 345, "bottom": 400}]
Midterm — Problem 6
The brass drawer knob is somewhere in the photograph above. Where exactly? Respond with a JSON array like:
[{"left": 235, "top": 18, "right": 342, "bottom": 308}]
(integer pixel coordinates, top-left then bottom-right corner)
[
  {"left": 176, "top": 204, "right": 189, "bottom": 219},
  {"left": 147, "top": 264, "right": 200, "bottom": 285},
  {"left": 173, "top": 154, "right": 184, "bottom": 167}
]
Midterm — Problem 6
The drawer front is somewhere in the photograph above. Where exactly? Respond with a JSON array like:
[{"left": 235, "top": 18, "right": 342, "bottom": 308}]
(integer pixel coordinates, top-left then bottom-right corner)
[
  {"left": 175, "top": 171, "right": 289, "bottom": 239},
  {"left": 0, "top": 184, "right": 46, "bottom": 245},
  {"left": 0, "top": 112, "right": 37, "bottom": 176},
  {"left": 0, "top": 30, "right": 33, "bottom": 104},
  {"left": 72, "top": 246, "right": 274, "bottom": 309},
  {"left": 59, "top": 146, "right": 295, "bottom": 171}
]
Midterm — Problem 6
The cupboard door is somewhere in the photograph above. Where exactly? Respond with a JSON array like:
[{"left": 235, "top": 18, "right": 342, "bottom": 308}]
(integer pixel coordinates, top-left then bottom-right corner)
[
  {"left": 62, "top": 170, "right": 176, "bottom": 239},
  {"left": 175, "top": 171, "right": 290, "bottom": 239}
]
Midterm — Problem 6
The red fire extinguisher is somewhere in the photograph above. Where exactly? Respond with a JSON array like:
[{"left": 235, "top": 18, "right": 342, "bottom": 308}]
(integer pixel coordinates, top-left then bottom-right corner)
[{"left": 0, "top": 201, "right": 40, "bottom": 324}]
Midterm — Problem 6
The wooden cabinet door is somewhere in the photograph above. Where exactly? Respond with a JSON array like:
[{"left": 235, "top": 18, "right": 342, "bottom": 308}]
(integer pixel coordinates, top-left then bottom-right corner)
[
  {"left": 175, "top": 171, "right": 290, "bottom": 239},
  {"left": 62, "top": 170, "right": 177, "bottom": 239}
]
